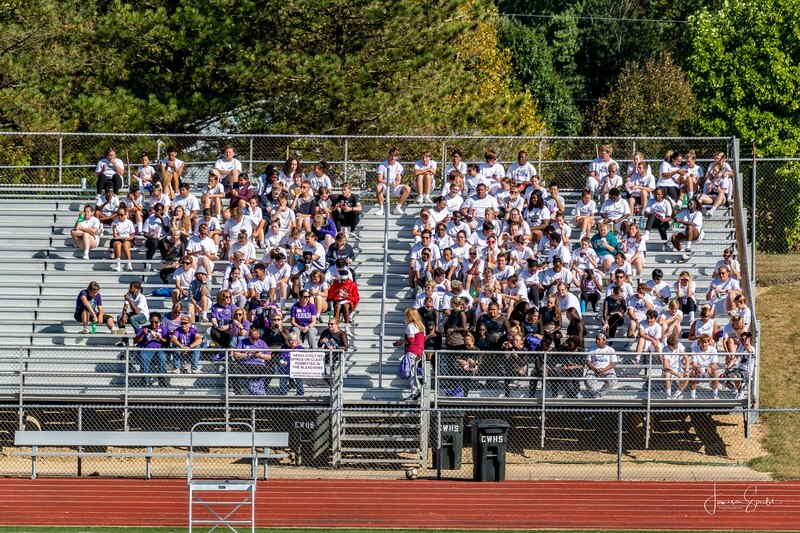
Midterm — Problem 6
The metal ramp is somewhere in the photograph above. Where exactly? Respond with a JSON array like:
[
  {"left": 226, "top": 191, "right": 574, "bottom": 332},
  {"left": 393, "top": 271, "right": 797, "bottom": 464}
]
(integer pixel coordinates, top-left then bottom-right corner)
[{"left": 188, "top": 422, "right": 257, "bottom": 533}]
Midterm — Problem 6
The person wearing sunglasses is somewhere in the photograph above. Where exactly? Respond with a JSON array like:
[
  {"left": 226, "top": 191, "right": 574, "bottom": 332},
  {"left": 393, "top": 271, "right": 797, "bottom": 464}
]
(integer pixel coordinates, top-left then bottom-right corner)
[
  {"left": 110, "top": 208, "right": 135, "bottom": 272},
  {"left": 134, "top": 312, "right": 170, "bottom": 387},
  {"left": 290, "top": 291, "right": 318, "bottom": 348}
]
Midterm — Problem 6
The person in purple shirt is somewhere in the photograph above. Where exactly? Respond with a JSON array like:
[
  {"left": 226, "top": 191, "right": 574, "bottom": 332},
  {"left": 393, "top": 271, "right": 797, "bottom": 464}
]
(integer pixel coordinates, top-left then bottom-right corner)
[
  {"left": 169, "top": 316, "right": 204, "bottom": 373},
  {"left": 290, "top": 290, "right": 318, "bottom": 348},
  {"left": 134, "top": 312, "right": 170, "bottom": 386},
  {"left": 74, "top": 281, "right": 117, "bottom": 334},
  {"left": 210, "top": 289, "right": 238, "bottom": 347},
  {"left": 231, "top": 328, "right": 272, "bottom": 395},
  {"left": 278, "top": 332, "right": 305, "bottom": 396}
]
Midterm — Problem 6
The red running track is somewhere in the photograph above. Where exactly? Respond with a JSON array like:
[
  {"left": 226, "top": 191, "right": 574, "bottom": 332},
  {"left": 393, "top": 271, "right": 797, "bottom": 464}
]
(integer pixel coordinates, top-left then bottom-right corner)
[{"left": 1, "top": 478, "right": 799, "bottom": 530}]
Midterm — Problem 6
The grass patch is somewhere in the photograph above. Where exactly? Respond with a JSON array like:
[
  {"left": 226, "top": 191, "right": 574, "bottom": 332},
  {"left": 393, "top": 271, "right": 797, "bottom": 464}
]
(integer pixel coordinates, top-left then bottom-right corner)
[
  {"left": 748, "top": 271, "right": 800, "bottom": 478},
  {"left": 755, "top": 253, "right": 800, "bottom": 286}
]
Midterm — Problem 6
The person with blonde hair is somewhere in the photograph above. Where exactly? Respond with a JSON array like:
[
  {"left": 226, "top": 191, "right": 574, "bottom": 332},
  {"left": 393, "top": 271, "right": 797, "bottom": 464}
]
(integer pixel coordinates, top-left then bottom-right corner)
[{"left": 394, "top": 308, "right": 426, "bottom": 400}]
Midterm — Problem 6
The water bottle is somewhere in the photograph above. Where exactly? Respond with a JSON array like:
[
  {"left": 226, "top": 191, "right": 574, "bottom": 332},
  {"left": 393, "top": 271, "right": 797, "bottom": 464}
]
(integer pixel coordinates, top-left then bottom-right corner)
[
  {"left": 469, "top": 286, "right": 477, "bottom": 299},
  {"left": 76, "top": 213, "right": 85, "bottom": 224},
  {"left": 90, "top": 322, "right": 97, "bottom": 334},
  {"left": 80, "top": 177, "right": 87, "bottom": 190},
  {"left": 638, "top": 216, "right": 645, "bottom": 230}
]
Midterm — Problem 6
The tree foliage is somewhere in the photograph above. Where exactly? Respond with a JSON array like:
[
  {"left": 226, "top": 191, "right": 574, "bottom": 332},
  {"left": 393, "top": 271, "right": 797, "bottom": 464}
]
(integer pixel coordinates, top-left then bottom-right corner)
[
  {"left": 588, "top": 53, "right": 695, "bottom": 137},
  {"left": 0, "top": 0, "right": 546, "bottom": 136},
  {"left": 686, "top": 0, "right": 800, "bottom": 156},
  {"left": 496, "top": 16, "right": 581, "bottom": 135}
]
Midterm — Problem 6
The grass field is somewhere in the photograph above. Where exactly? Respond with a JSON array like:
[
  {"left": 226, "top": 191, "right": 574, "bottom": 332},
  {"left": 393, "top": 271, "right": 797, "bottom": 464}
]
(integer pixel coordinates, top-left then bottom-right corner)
[{"left": 747, "top": 254, "right": 800, "bottom": 479}]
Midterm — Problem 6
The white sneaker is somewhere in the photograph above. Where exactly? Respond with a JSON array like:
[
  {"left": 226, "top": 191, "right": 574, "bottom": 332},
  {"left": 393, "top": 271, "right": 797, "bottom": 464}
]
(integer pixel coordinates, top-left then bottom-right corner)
[
  {"left": 375, "top": 207, "right": 384, "bottom": 216},
  {"left": 712, "top": 389, "right": 719, "bottom": 399},
  {"left": 681, "top": 252, "right": 691, "bottom": 262},
  {"left": 392, "top": 205, "right": 404, "bottom": 215},
  {"left": 665, "top": 390, "right": 673, "bottom": 399},
  {"left": 736, "top": 390, "right": 746, "bottom": 400},
  {"left": 125, "top": 263, "right": 133, "bottom": 271},
  {"left": 111, "top": 262, "right": 121, "bottom": 272},
  {"left": 416, "top": 195, "right": 424, "bottom": 204},
  {"left": 643, "top": 231, "right": 650, "bottom": 240},
  {"left": 672, "top": 392, "right": 682, "bottom": 400},
  {"left": 81, "top": 327, "right": 90, "bottom": 334},
  {"left": 83, "top": 252, "right": 90, "bottom": 260},
  {"left": 690, "top": 390, "right": 697, "bottom": 399},
  {"left": 707, "top": 208, "right": 716, "bottom": 217},
  {"left": 425, "top": 194, "right": 433, "bottom": 203}
]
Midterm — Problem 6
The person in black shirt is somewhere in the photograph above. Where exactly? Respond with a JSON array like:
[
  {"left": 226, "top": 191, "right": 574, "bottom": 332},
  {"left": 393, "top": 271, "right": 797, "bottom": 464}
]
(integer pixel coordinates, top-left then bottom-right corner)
[
  {"left": 325, "top": 232, "right": 356, "bottom": 268},
  {"left": 332, "top": 182, "right": 362, "bottom": 236},
  {"left": 318, "top": 317, "right": 349, "bottom": 378}
]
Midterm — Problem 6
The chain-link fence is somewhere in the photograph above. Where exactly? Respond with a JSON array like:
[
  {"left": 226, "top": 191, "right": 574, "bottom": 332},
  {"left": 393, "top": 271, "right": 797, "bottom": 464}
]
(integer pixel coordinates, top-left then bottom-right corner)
[
  {"left": 0, "top": 132, "right": 734, "bottom": 193},
  {"left": 0, "top": 402, "right": 789, "bottom": 481}
]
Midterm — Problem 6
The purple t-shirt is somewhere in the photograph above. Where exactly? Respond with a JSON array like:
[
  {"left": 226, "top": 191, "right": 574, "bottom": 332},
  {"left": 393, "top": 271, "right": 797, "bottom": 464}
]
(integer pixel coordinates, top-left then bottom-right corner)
[
  {"left": 229, "top": 319, "right": 251, "bottom": 337},
  {"left": 211, "top": 303, "right": 237, "bottom": 325},
  {"left": 172, "top": 326, "right": 201, "bottom": 347},
  {"left": 75, "top": 289, "right": 102, "bottom": 315},
  {"left": 291, "top": 302, "right": 317, "bottom": 328},
  {"left": 136, "top": 324, "right": 169, "bottom": 349},
  {"left": 235, "top": 337, "right": 268, "bottom": 365}
]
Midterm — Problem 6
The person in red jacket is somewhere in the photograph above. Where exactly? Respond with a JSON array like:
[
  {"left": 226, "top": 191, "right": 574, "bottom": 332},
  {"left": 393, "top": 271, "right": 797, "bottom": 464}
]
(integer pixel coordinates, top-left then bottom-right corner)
[
  {"left": 394, "top": 308, "right": 426, "bottom": 401},
  {"left": 327, "top": 269, "right": 360, "bottom": 333}
]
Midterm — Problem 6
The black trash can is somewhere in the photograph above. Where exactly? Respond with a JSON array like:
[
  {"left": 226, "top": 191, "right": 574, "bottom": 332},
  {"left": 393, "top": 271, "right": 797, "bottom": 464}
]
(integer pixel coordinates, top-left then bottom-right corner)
[
  {"left": 433, "top": 415, "right": 464, "bottom": 470},
  {"left": 471, "top": 418, "right": 510, "bottom": 481},
  {"left": 290, "top": 411, "right": 330, "bottom": 467}
]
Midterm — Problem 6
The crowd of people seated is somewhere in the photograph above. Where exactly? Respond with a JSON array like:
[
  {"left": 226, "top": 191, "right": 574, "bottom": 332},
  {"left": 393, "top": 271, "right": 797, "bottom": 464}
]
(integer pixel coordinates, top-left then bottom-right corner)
[
  {"left": 390, "top": 145, "right": 751, "bottom": 400},
  {"left": 72, "top": 146, "right": 364, "bottom": 395},
  {"left": 70, "top": 143, "right": 751, "bottom": 400}
]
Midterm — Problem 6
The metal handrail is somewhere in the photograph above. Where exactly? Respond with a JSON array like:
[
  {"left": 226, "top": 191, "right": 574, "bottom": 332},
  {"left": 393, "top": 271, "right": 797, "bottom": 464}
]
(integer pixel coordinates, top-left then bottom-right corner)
[{"left": 378, "top": 178, "right": 391, "bottom": 388}]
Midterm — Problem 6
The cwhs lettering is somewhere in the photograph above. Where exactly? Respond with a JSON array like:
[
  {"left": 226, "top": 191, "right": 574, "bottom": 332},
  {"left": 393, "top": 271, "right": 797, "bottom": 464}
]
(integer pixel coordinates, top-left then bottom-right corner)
[
  {"left": 480, "top": 434, "right": 504, "bottom": 443},
  {"left": 294, "top": 421, "right": 316, "bottom": 430}
]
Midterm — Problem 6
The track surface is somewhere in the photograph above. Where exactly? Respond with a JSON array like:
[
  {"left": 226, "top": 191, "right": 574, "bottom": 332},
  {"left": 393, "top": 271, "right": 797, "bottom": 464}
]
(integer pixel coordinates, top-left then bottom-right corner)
[{"left": 0, "top": 478, "right": 798, "bottom": 530}]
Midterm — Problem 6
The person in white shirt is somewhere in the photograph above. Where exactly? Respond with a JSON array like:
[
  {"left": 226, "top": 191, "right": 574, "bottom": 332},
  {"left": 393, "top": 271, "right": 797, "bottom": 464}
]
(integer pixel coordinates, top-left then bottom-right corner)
[
  {"left": 643, "top": 187, "right": 673, "bottom": 248},
  {"left": 110, "top": 208, "right": 136, "bottom": 271},
  {"left": 626, "top": 151, "right": 652, "bottom": 178},
  {"left": 443, "top": 183, "right": 465, "bottom": 213},
  {"left": 507, "top": 150, "right": 537, "bottom": 189},
  {"left": 413, "top": 150, "right": 438, "bottom": 204},
  {"left": 705, "top": 265, "right": 741, "bottom": 317},
  {"left": 160, "top": 146, "right": 185, "bottom": 199},
  {"left": 570, "top": 237, "right": 599, "bottom": 275},
  {"left": 625, "top": 160, "right": 656, "bottom": 215},
  {"left": 375, "top": 147, "right": 411, "bottom": 216},
  {"left": 309, "top": 162, "right": 333, "bottom": 192},
  {"left": 712, "top": 248, "right": 741, "bottom": 280},
  {"left": 172, "top": 182, "right": 200, "bottom": 222},
  {"left": 462, "top": 183, "right": 499, "bottom": 228},
  {"left": 136, "top": 154, "right": 156, "bottom": 196},
  {"left": 671, "top": 198, "right": 703, "bottom": 261},
  {"left": 429, "top": 196, "right": 451, "bottom": 226},
  {"left": 186, "top": 223, "right": 220, "bottom": 280},
  {"left": 523, "top": 190, "right": 550, "bottom": 242},
  {"left": 95, "top": 187, "right": 121, "bottom": 227},
  {"left": 635, "top": 309, "right": 662, "bottom": 367},
  {"left": 547, "top": 232, "right": 571, "bottom": 265},
  {"left": 95, "top": 147, "right": 125, "bottom": 194},
  {"left": 117, "top": 281, "right": 150, "bottom": 343},
  {"left": 698, "top": 162, "right": 732, "bottom": 217},
  {"left": 627, "top": 283, "right": 655, "bottom": 338},
  {"left": 599, "top": 188, "right": 631, "bottom": 234},
  {"left": 556, "top": 282, "right": 581, "bottom": 321},
  {"left": 71, "top": 204, "right": 102, "bottom": 260},
  {"left": 266, "top": 254, "right": 291, "bottom": 300},
  {"left": 707, "top": 151, "right": 734, "bottom": 183},
  {"left": 210, "top": 145, "right": 242, "bottom": 187},
  {"left": 681, "top": 150, "right": 703, "bottom": 198},
  {"left": 573, "top": 188, "right": 598, "bottom": 240},
  {"left": 443, "top": 149, "right": 468, "bottom": 189},
  {"left": 657, "top": 150, "right": 687, "bottom": 205},
  {"left": 690, "top": 334, "right": 719, "bottom": 399},
  {"left": 201, "top": 174, "right": 226, "bottom": 219},
  {"left": 598, "top": 163, "right": 623, "bottom": 202},
  {"left": 478, "top": 149, "right": 505, "bottom": 194},
  {"left": 585, "top": 333, "right": 617, "bottom": 397},
  {"left": 646, "top": 268, "right": 671, "bottom": 311},
  {"left": 658, "top": 299, "right": 684, "bottom": 343},
  {"left": 662, "top": 336, "right": 690, "bottom": 399},
  {"left": 588, "top": 144, "right": 618, "bottom": 192}
]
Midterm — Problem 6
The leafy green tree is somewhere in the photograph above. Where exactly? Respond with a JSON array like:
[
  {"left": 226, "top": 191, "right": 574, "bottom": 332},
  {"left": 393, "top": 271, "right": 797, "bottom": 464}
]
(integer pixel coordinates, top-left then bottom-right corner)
[
  {"left": 686, "top": 0, "right": 800, "bottom": 156},
  {"left": 587, "top": 53, "right": 695, "bottom": 137},
  {"left": 496, "top": 16, "right": 582, "bottom": 135}
]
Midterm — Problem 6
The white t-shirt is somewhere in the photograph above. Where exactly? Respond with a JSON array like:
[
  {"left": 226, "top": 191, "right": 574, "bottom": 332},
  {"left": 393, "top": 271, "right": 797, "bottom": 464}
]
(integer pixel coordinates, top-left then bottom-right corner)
[
  {"left": 627, "top": 171, "right": 656, "bottom": 196},
  {"left": 230, "top": 241, "right": 257, "bottom": 263},
  {"left": 149, "top": 193, "right": 171, "bottom": 212},
  {"left": 377, "top": 160, "right": 404, "bottom": 186},
  {"left": 463, "top": 194, "right": 499, "bottom": 222},
  {"left": 589, "top": 157, "right": 618, "bottom": 180},
  {"left": 600, "top": 198, "right": 630, "bottom": 220},
  {"left": 637, "top": 319, "right": 662, "bottom": 352},
  {"left": 674, "top": 209, "right": 703, "bottom": 233},
  {"left": 143, "top": 214, "right": 169, "bottom": 239},
  {"left": 663, "top": 345, "right": 687, "bottom": 373},
  {"left": 507, "top": 162, "right": 537, "bottom": 184},
  {"left": 77, "top": 216, "right": 102, "bottom": 238},
  {"left": 414, "top": 159, "right": 438, "bottom": 184},
  {"left": 172, "top": 193, "right": 200, "bottom": 216},
  {"left": 657, "top": 161, "right": 681, "bottom": 188},
  {"left": 266, "top": 263, "right": 291, "bottom": 282},
  {"left": 692, "top": 345, "right": 718, "bottom": 370},
  {"left": 161, "top": 157, "right": 185, "bottom": 177},
  {"left": 645, "top": 198, "right": 672, "bottom": 220},
  {"left": 478, "top": 162, "right": 505, "bottom": 180},
  {"left": 444, "top": 161, "right": 468, "bottom": 181},
  {"left": 125, "top": 291, "right": 149, "bottom": 318},
  {"left": 587, "top": 346, "right": 617, "bottom": 372},
  {"left": 96, "top": 157, "right": 125, "bottom": 178},
  {"left": 111, "top": 218, "right": 135, "bottom": 239},
  {"left": 573, "top": 198, "right": 597, "bottom": 218},
  {"left": 187, "top": 236, "right": 219, "bottom": 263},
  {"left": 214, "top": 156, "right": 243, "bottom": 175},
  {"left": 96, "top": 195, "right": 121, "bottom": 218}
]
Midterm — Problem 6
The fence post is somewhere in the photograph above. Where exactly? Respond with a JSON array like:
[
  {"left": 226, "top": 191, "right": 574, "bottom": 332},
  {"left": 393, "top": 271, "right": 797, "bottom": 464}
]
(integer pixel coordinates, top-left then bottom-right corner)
[
  {"left": 248, "top": 136, "right": 254, "bottom": 179},
  {"left": 540, "top": 351, "right": 547, "bottom": 449},
  {"left": 344, "top": 139, "right": 349, "bottom": 185},
  {"left": 537, "top": 138, "right": 544, "bottom": 179},
  {"left": 750, "top": 144, "right": 757, "bottom": 286},
  {"left": 123, "top": 348, "right": 130, "bottom": 431},
  {"left": 58, "top": 134, "right": 63, "bottom": 185},
  {"left": 436, "top": 409, "right": 442, "bottom": 480},
  {"left": 617, "top": 409, "right": 623, "bottom": 481},
  {"left": 77, "top": 405, "right": 83, "bottom": 477}
]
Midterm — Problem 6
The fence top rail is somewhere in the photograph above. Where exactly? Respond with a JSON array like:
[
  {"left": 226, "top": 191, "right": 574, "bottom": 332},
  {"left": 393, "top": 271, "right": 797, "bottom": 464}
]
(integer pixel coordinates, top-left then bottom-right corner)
[
  {"left": 14, "top": 430, "right": 289, "bottom": 448},
  {"left": 0, "top": 132, "right": 736, "bottom": 141}
]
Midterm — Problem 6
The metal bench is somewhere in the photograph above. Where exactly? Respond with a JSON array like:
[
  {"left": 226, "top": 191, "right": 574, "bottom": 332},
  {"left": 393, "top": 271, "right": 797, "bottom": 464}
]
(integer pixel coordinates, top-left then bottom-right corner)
[{"left": 13, "top": 429, "right": 289, "bottom": 479}]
